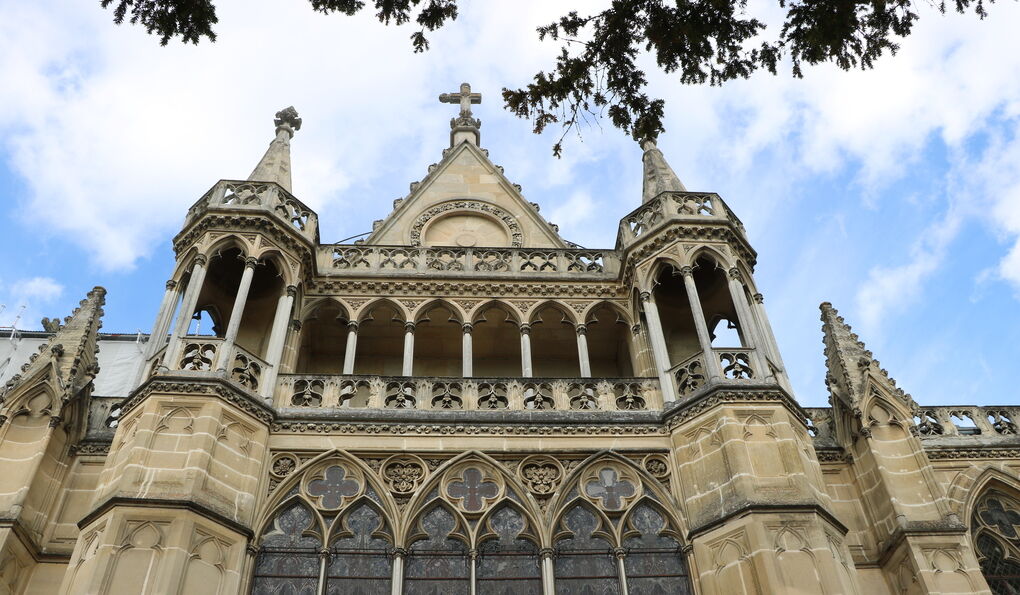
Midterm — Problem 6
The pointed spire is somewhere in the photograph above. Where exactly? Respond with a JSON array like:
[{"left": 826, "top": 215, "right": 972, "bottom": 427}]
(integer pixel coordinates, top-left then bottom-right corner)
[
  {"left": 248, "top": 107, "right": 301, "bottom": 192},
  {"left": 1, "top": 287, "right": 106, "bottom": 405},
  {"left": 820, "top": 302, "right": 913, "bottom": 410},
  {"left": 641, "top": 139, "right": 686, "bottom": 203}
]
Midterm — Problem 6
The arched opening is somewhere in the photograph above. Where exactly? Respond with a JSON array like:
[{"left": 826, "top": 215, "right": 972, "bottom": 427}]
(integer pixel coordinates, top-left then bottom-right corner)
[
  {"left": 531, "top": 304, "right": 579, "bottom": 377},
  {"left": 586, "top": 304, "right": 634, "bottom": 377},
  {"left": 296, "top": 301, "right": 350, "bottom": 374},
  {"left": 691, "top": 257, "right": 745, "bottom": 349},
  {"left": 354, "top": 302, "right": 405, "bottom": 376},
  {"left": 326, "top": 503, "right": 393, "bottom": 593},
  {"left": 553, "top": 504, "right": 618, "bottom": 592},
  {"left": 651, "top": 265, "right": 700, "bottom": 366},
  {"left": 972, "top": 488, "right": 1020, "bottom": 593},
  {"left": 235, "top": 257, "right": 285, "bottom": 359},
  {"left": 190, "top": 247, "right": 284, "bottom": 360},
  {"left": 251, "top": 502, "right": 321, "bottom": 594},
  {"left": 404, "top": 505, "right": 470, "bottom": 593},
  {"left": 476, "top": 505, "right": 542, "bottom": 594},
  {"left": 472, "top": 303, "right": 521, "bottom": 377},
  {"left": 622, "top": 502, "right": 694, "bottom": 594},
  {"left": 413, "top": 303, "right": 461, "bottom": 376}
]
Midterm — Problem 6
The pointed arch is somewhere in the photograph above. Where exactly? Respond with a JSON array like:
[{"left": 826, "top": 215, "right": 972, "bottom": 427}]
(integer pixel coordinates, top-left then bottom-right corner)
[
  {"left": 412, "top": 299, "right": 463, "bottom": 376},
  {"left": 354, "top": 299, "right": 409, "bottom": 375},
  {"left": 325, "top": 498, "right": 394, "bottom": 594},
  {"left": 550, "top": 450, "right": 689, "bottom": 538},
  {"left": 256, "top": 449, "right": 398, "bottom": 536},
  {"left": 296, "top": 298, "right": 351, "bottom": 374},
  {"left": 969, "top": 476, "right": 1020, "bottom": 593},
  {"left": 584, "top": 301, "right": 636, "bottom": 377},
  {"left": 399, "top": 450, "right": 544, "bottom": 544},
  {"left": 470, "top": 300, "right": 522, "bottom": 377},
  {"left": 403, "top": 500, "right": 472, "bottom": 594},
  {"left": 529, "top": 301, "right": 580, "bottom": 377},
  {"left": 475, "top": 500, "right": 544, "bottom": 594},
  {"left": 251, "top": 497, "right": 322, "bottom": 594}
]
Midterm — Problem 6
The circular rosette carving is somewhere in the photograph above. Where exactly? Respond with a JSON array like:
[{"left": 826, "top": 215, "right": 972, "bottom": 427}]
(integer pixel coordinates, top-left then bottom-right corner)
[
  {"left": 382, "top": 455, "right": 427, "bottom": 494},
  {"left": 642, "top": 454, "right": 670, "bottom": 480},
  {"left": 301, "top": 462, "right": 365, "bottom": 511},
  {"left": 581, "top": 464, "right": 642, "bottom": 513},
  {"left": 269, "top": 453, "right": 299, "bottom": 479},
  {"left": 518, "top": 455, "right": 563, "bottom": 496},
  {"left": 442, "top": 463, "right": 504, "bottom": 515}
]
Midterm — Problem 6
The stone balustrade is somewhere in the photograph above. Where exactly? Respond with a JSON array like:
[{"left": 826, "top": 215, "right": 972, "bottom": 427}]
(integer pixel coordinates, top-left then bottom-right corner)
[
  {"left": 913, "top": 406, "right": 1020, "bottom": 437},
  {"left": 174, "top": 336, "right": 269, "bottom": 392},
  {"left": 616, "top": 191, "right": 744, "bottom": 249},
  {"left": 667, "top": 347, "right": 760, "bottom": 399},
  {"left": 318, "top": 244, "right": 619, "bottom": 279},
  {"left": 275, "top": 374, "right": 659, "bottom": 412},
  {"left": 184, "top": 179, "right": 319, "bottom": 243}
]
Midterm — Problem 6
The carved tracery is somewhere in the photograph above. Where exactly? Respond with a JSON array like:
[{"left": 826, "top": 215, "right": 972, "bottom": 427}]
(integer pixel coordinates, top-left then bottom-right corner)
[{"left": 973, "top": 489, "right": 1020, "bottom": 594}]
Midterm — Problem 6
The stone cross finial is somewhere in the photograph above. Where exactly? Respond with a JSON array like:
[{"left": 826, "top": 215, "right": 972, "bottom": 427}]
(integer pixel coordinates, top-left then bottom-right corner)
[
  {"left": 274, "top": 106, "right": 302, "bottom": 136},
  {"left": 439, "top": 82, "right": 482, "bottom": 117}
]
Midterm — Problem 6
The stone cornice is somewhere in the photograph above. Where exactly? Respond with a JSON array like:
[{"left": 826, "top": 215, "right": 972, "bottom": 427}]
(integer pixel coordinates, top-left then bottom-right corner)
[
  {"left": 662, "top": 385, "right": 809, "bottom": 431},
  {"left": 79, "top": 496, "right": 254, "bottom": 538},
  {"left": 624, "top": 221, "right": 757, "bottom": 270},
  {"left": 173, "top": 213, "right": 315, "bottom": 267},
  {"left": 122, "top": 375, "right": 275, "bottom": 426},
  {"left": 686, "top": 503, "right": 850, "bottom": 541},
  {"left": 924, "top": 447, "right": 1020, "bottom": 461},
  {"left": 304, "top": 279, "right": 627, "bottom": 298}
]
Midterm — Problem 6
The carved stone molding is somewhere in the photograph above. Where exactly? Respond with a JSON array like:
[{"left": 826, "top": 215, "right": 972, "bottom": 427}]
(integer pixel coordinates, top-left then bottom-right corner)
[{"left": 409, "top": 200, "right": 523, "bottom": 247}]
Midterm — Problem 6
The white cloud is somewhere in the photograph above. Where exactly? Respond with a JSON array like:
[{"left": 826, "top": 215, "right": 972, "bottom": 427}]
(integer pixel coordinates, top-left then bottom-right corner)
[{"left": 0, "top": 276, "right": 65, "bottom": 328}]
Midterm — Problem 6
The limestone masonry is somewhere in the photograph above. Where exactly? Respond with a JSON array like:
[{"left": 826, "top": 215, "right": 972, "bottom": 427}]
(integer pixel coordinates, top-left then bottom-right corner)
[{"left": 1, "top": 86, "right": 1018, "bottom": 594}]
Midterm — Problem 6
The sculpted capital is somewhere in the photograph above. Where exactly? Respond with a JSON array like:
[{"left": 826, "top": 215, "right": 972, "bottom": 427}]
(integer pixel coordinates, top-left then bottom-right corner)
[
  {"left": 165, "top": 280, "right": 177, "bottom": 290},
  {"left": 638, "top": 291, "right": 652, "bottom": 303},
  {"left": 462, "top": 323, "right": 473, "bottom": 333},
  {"left": 347, "top": 320, "right": 360, "bottom": 332},
  {"left": 244, "top": 256, "right": 260, "bottom": 269},
  {"left": 727, "top": 267, "right": 741, "bottom": 280},
  {"left": 193, "top": 254, "right": 208, "bottom": 267},
  {"left": 285, "top": 285, "right": 298, "bottom": 298},
  {"left": 678, "top": 266, "right": 694, "bottom": 278},
  {"left": 753, "top": 293, "right": 764, "bottom": 304},
  {"left": 519, "top": 323, "right": 532, "bottom": 335},
  {"left": 404, "top": 321, "right": 416, "bottom": 333},
  {"left": 576, "top": 324, "right": 588, "bottom": 336}
]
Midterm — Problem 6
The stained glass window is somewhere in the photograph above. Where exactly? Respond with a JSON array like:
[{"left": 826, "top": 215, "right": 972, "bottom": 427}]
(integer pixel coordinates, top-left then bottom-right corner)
[
  {"left": 973, "top": 490, "right": 1020, "bottom": 594},
  {"left": 326, "top": 504, "right": 392, "bottom": 595},
  {"left": 622, "top": 503, "right": 693, "bottom": 595},
  {"left": 476, "top": 505, "right": 542, "bottom": 595},
  {"left": 252, "top": 502, "right": 321, "bottom": 595},
  {"left": 404, "top": 505, "right": 470, "bottom": 594},
  {"left": 554, "top": 505, "right": 620, "bottom": 594}
]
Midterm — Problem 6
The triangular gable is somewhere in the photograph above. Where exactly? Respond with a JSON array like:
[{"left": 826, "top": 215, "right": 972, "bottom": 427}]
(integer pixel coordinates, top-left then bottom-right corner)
[{"left": 365, "top": 142, "right": 568, "bottom": 248}]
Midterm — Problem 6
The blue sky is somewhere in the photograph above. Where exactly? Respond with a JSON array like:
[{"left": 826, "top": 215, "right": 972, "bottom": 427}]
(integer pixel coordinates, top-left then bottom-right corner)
[{"left": 1, "top": 0, "right": 1019, "bottom": 408}]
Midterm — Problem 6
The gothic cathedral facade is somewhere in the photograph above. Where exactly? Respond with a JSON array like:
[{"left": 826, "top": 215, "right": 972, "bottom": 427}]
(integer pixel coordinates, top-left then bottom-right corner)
[{"left": 1, "top": 89, "right": 1019, "bottom": 594}]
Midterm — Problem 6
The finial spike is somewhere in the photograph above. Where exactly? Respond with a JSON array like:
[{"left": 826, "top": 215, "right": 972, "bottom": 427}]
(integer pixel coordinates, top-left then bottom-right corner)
[{"left": 249, "top": 107, "right": 300, "bottom": 192}]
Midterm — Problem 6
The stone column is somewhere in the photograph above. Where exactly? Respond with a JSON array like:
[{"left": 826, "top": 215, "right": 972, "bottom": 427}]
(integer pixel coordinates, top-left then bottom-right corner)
[
  {"left": 260, "top": 285, "right": 297, "bottom": 399},
  {"left": 679, "top": 266, "right": 723, "bottom": 381},
  {"left": 144, "top": 280, "right": 178, "bottom": 359},
  {"left": 576, "top": 324, "right": 592, "bottom": 377},
  {"left": 164, "top": 254, "right": 208, "bottom": 368},
  {"left": 217, "top": 257, "right": 258, "bottom": 371},
  {"left": 317, "top": 548, "right": 329, "bottom": 595},
  {"left": 469, "top": 549, "right": 478, "bottom": 595},
  {"left": 639, "top": 292, "right": 677, "bottom": 403},
  {"left": 520, "top": 324, "right": 533, "bottom": 377},
  {"left": 390, "top": 548, "right": 406, "bottom": 595},
  {"left": 752, "top": 292, "right": 791, "bottom": 389},
  {"left": 402, "top": 322, "right": 415, "bottom": 376},
  {"left": 342, "top": 321, "right": 359, "bottom": 374},
  {"left": 540, "top": 548, "right": 556, "bottom": 594},
  {"left": 281, "top": 319, "right": 302, "bottom": 373},
  {"left": 726, "top": 268, "right": 770, "bottom": 380},
  {"left": 614, "top": 548, "right": 630, "bottom": 595},
  {"left": 462, "top": 323, "right": 473, "bottom": 377}
]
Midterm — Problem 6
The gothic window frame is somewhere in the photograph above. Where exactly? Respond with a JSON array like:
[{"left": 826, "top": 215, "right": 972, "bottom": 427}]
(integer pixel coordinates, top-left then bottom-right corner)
[{"left": 972, "top": 487, "right": 1020, "bottom": 594}]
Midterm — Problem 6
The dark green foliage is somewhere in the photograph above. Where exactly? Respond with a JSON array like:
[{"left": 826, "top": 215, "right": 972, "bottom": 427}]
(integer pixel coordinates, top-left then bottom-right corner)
[{"left": 100, "top": 0, "right": 1000, "bottom": 153}]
